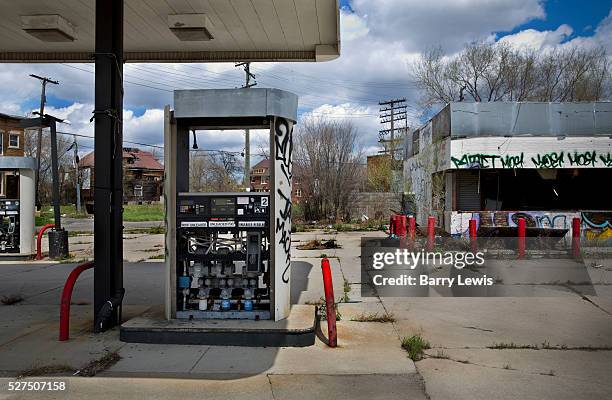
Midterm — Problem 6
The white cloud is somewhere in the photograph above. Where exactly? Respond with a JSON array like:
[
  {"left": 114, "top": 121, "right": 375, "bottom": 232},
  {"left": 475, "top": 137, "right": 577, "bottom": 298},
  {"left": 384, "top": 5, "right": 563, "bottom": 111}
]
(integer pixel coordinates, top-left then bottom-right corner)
[
  {"left": 341, "top": 9, "right": 369, "bottom": 41},
  {"left": 351, "top": 0, "right": 546, "bottom": 52},
  {"left": 499, "top": 24, "right": 573, "bottom": 50}
]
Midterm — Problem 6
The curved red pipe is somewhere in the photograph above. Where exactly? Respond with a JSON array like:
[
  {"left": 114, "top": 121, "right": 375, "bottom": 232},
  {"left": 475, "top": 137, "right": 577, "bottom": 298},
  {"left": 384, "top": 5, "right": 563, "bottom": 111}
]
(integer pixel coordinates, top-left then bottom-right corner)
[
  {"left": 59, "top": 261, "right": 94, "bottom": 341},
  {"left": 36, "top": 224, "right": 56, "bottom": 260},
  {"left": 321, "top": 258, "right": 337, "bottom": 348}
]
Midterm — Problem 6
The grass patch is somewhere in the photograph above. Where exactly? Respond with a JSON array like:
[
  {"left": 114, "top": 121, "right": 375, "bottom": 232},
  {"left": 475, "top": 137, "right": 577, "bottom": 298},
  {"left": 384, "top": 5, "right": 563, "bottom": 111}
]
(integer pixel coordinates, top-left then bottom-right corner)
[
  {"left": 401, "top": 335, "right": 431, "bottom": 361},
  {"left": 148, "top": 254, "right": 165, "bottom": 260},
  {"left": 18, "top": 364, "right": 74, "bottom": 378},
  {"left": 36, "top": 203, "right": 164, "bottom": 226},
  {"left": 122, "top": 203, "right": 164, "bottom": 222},
  {"left": 351, "top": 312, "right": 396, "bottom": 323},
  {"left": 75, "top": 351, "right": 121, "bottom": 377},
  {"left": 1, "top": 294, "right": 24, "bottom": 305},
  {"left": 340, "top": 278, "right": 351, "bottom": 303}
]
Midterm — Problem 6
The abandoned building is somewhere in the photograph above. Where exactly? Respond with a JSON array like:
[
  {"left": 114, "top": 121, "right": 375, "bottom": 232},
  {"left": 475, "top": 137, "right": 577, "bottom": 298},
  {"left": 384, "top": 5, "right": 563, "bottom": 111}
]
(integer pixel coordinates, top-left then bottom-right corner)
[
  {"left": 250, "top": 159, "right": 303, "bottom": 204},
  {"left": 79, "top": 147, "right": 164, "bottom": 205},
  {"left": 404, "top": 102, "right": 612, "bottom": 240}
]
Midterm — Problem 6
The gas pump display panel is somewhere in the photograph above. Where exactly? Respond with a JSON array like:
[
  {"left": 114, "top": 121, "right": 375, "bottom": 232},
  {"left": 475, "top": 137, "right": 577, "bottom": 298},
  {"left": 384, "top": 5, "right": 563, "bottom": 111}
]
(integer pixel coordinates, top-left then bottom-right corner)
[
  {"left": 176, "top": 192, "right": 270, "bottom": 320},
  {"left": 0, "top": 200, "right": 19, "bottom": 253}
]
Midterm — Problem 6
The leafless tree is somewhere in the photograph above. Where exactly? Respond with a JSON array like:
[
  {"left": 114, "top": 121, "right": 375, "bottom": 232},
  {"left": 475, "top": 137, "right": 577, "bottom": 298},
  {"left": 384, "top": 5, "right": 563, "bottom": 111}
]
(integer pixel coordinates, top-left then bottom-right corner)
[
  {"left": 413, "top": 42, "right": 611, "bottom": 111},
  {"left": 189, "top": 151, "right": 243, "bottom": 192},
  {"left": 24, "top": 129, "right": 75, "bottom": 204},
  {"left": 294, "top": 118, "right": 364, "bottom": 222}
]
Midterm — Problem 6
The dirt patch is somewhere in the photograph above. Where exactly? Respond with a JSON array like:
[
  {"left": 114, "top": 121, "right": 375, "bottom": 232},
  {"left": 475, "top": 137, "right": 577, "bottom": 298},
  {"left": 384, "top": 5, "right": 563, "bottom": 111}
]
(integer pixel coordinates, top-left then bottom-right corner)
[
  {"left": 297, "top": 239, "right": 341, "bottom": 250},
  {"left": 1, "top": 294, "right": 24, "bottom": 305},
  {"left": 75, "top": 351, "right": 121, "bottom": 377}
]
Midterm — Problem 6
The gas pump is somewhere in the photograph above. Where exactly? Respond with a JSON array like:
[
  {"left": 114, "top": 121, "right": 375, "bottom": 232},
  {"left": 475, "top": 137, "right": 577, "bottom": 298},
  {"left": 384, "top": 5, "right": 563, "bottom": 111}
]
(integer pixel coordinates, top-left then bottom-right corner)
[
  {"left": 165, "top": 88, "right": 297, "bottom": 321},
  {"left": 176, "top": 192, "right": 271, "bottom": 319}
]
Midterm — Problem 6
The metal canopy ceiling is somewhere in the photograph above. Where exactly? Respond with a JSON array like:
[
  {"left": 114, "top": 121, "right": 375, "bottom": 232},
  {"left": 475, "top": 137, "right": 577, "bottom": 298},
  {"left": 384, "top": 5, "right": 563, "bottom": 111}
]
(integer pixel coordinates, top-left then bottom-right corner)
[{"left": 0, "top": 0, "right": 340, "bottom": 62}]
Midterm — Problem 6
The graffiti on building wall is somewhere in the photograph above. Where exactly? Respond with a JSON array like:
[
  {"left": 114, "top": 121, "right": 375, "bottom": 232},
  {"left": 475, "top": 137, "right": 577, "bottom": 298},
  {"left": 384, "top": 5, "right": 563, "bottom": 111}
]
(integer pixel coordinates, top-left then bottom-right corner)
[
  {"left": 451, "top": 150, "right": 612, "bottom": 169},
  {"left": 582, "top": 212, "right": 612, "bottom": 242},
  {"left": 450, "top": 210, "right": 612, "bottom": 243},
  {"left": 274, "top": 117, "right": 293, "bottom": 284},
  {"left": 450, "top": 211, "right": 579, "bottom": 237}
]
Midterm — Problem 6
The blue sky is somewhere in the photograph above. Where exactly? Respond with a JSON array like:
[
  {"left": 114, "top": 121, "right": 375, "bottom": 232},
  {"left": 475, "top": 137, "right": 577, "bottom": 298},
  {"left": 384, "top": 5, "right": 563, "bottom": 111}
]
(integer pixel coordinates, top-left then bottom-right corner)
[{"left": 498, "top": 0, "right": 612, "bottom": 39}]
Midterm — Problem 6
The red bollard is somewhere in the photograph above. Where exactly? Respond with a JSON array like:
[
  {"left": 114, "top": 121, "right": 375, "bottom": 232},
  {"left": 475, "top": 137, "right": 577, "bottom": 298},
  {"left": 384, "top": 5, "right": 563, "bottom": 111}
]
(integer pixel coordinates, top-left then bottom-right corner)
[
  {"left": 389, "top": 215, "right": 397, "bottom": 236},
  {"left": 408, "top": 216, "right": 416, "bottom": 241},
  {"left": 321, "top": 258, "right": 337, "bottom": 348},
  {"left": 469, "top": 218, "right": 477, "bottom": 253},
  {"left": 59, "top": 261, "right": 94, "bottom": 341},
  {"left": 408, "top": 216, "right": 416, "bottom": 251},
  {"left": 572, "top": 217, "right": 581, "bottom": 259},
  {"left": 517, "top": 218, "right": 526, "bottom": 259},
  {"left": 427, "top": 216, "right": 436, "bottom": 251},
  {"left": 36, "top": 224, "right": 56, "bottom": 260},
  {"left": 397, "top": 215, "right": 407, "bottom": 238}
]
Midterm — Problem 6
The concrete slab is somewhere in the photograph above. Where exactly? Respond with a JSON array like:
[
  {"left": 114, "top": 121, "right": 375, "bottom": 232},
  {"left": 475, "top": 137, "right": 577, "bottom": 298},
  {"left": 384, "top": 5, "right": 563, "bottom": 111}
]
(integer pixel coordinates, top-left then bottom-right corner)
[
  {"left": 120, "top": 305, "right": 316, "bottom": 347},
  {"left": 385, "top": 297, "right": 612, "bottom": 348},
  {"left": 105, "top": 343, "right": 210, "bottom": 375},
  {"left": 268, "top": 374, "right": 428, "bottom": 400},
  {"left": 417, "top": 356, "right": 612, "bottom": 400},
  {"left": 0, "top": 376, "right": 275, "bottom": 400},
  {"left": 423, "top": 348, "right": 612, "bottom": 384}
]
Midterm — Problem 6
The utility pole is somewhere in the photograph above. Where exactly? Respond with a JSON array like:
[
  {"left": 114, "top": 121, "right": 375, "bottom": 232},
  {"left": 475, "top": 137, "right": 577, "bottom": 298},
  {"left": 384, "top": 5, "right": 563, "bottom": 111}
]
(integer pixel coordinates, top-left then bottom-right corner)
[
  {"left": 68, "top": 135, "right": 81, "bottom": 214},
  {"left": 30, "top": 74, "right": 59, "bottom": 208},
  {"left": 379, "top": 98, "right": 407, "bottom": 160},
  {"left": 235, "top": 62, "right": 256, "bottom": 189}
]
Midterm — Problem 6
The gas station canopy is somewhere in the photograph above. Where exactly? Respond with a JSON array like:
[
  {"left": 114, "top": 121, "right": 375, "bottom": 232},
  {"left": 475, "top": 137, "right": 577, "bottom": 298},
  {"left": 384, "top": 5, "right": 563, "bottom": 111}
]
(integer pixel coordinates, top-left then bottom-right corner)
[{"left": 0, "top": 0, "right": 340, "bottom": 63}]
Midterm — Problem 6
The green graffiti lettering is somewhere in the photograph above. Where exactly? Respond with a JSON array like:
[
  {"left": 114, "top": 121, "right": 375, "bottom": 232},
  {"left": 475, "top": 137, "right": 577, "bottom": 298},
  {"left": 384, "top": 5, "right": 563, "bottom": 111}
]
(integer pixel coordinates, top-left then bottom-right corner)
[
  {"left": 531, "top": 151, "right": 564, "bottom": 168},
  {"left": 599, "top": 153, "right": 612, "bottom": 167},
  {"left": 568, "top": 150, "right": 597, "bottom": 167}
]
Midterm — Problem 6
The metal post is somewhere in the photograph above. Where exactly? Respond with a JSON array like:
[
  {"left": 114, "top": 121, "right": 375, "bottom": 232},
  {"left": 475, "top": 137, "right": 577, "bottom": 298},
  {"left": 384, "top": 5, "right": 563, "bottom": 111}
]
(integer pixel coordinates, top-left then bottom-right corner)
[
  {"left": 94, "top": 0, "right": 124, "bottom": 332},
  {"left": 517, "top": 218, "right": 526, "bottom": 259},
  {"left": 30, "top": 74, "right": 58, "bottom": 208},
  {"left": 49, "top": 120, "right": 61, "bottom": 230},
  {"left": 427, "top": 216, "right": 436, "bottom": 251},
  {"left": 469, "top": 218, "right": 477, "bottom": 253},
  {"left": 73, "top": 136, "right": 81, "bottom": 214},
  {"left": 572, "top": 217, "right": 581, "bottom": 259}
]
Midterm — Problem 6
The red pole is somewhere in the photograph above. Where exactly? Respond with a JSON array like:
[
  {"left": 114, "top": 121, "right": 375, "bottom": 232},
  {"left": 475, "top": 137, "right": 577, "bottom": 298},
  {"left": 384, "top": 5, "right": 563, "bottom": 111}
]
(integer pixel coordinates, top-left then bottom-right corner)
[
  {"left": 469, "top": 218, "right": 477, "bottom": 253},
  {"left": 408, "top": 216, "right": 416, "bottom": 241},
  {"left": 36, "top": 224, "right": 56, "bottom": 260},
  {"left": 408, "top": 216, "right": 416, "bottom": 251},
  {"left": 389, "top": 215, "right": 396, "bottom": 235},
  {"left": 517, "top": 218, "right": 526, "bottom": 259},
  {"left": 398, "top": 215, "right": 407, "bottom": 238},
  {"left": 59, "top": 261, "right": 94, "bottom": 341},
  {"left": 427, "top": 216, "right": 436, "bottom": 251},
  {"left": 572, "top": 217, "right": 581, "bottom": 259},
  {"left": 321, "top": 258, "right": 337, "bottom": 348}
]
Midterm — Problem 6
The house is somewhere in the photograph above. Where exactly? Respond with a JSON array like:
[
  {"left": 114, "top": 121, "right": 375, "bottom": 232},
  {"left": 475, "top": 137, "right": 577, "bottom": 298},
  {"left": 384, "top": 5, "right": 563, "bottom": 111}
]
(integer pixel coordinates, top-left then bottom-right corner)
[
  {"left": 249, "top": 158, "right": 303, "bottom": 204},
  {"left": 0, "top": 113, "right": 26, "bottom": 199},
  {"left": 0, "top": 112, "right": 36, "bottom": 255},
  {"left": 404, "top": 102, "right": 612, "bottom": 240},
  {"left": 79, "top": 147, "right": 164, "bottom": 204}
]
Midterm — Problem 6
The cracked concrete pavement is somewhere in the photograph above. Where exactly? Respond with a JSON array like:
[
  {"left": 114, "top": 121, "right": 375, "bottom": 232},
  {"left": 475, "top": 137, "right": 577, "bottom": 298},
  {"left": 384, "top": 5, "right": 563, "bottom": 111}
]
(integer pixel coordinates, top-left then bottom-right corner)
[{"left": 1, "top": 231, "right": 611, "bottom": 399}]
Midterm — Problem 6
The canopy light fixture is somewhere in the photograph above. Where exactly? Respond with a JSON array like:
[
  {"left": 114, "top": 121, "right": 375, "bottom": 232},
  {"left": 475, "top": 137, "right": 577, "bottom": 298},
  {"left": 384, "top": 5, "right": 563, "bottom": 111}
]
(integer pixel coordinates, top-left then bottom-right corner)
[
  {"left": 21, "top": 14, "right": 76, "bottom": 42},
  {"left": 168, "top": 14, "right": 213, "bottom": 41}
]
